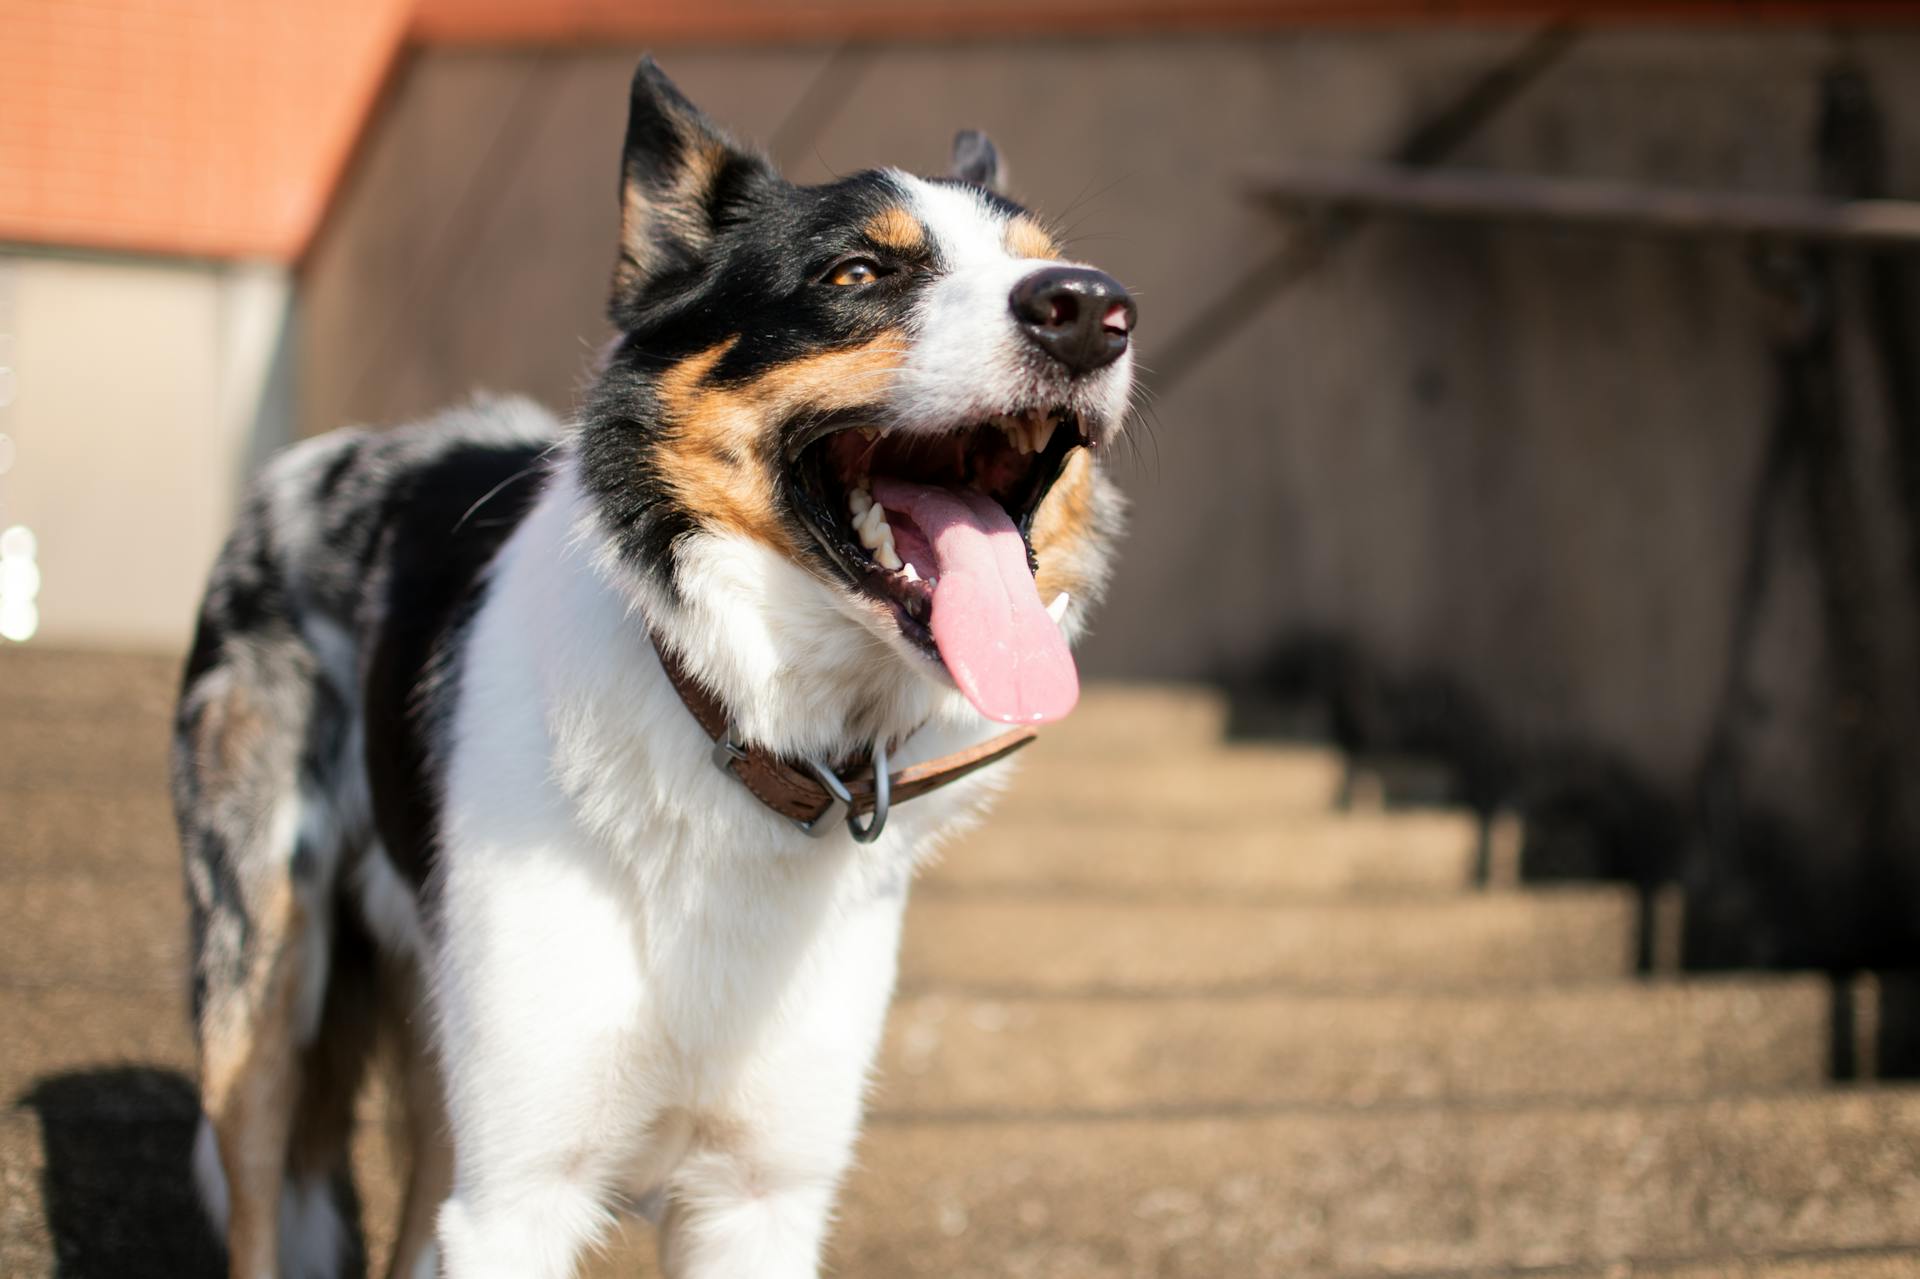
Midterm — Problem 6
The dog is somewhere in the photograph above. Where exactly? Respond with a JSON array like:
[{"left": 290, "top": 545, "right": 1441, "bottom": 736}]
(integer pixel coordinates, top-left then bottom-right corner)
[{"left": 172, "top": 56, "right": 1135, "bottom": 1279}]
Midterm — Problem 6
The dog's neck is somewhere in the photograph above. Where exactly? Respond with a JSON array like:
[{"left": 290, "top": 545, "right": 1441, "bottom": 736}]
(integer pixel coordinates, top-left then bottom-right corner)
[{"left": 563, "top": 459, "right": 981, "bottom": 766}]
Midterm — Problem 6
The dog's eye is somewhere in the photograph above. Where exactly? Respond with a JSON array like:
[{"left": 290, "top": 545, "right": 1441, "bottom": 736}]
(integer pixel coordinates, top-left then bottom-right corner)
[{"left": 825, "top": 257, "right": 885, "bottom": 287}]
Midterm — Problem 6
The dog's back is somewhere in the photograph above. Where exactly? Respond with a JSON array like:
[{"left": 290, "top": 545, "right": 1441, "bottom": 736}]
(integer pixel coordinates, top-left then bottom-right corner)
[{"left": 171, "top": 397, "right": 552, "bottom": 1279}]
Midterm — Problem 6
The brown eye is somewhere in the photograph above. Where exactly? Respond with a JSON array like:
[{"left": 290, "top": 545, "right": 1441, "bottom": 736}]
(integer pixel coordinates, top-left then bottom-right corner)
[{"left": 826, "top": 257, "right": 883, "bottom": 287}]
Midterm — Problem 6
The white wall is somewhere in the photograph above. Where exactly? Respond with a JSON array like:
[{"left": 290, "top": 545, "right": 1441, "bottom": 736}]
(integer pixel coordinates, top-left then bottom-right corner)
[{"left": 0, "top": 253, "right": 293, "bottom": 651}]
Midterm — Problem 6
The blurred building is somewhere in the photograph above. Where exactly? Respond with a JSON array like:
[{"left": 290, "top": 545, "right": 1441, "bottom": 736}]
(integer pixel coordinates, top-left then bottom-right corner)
[
  {"left": 2, "top": 0, "right": 414, "bottom": 647},
  {"left": 7, "top": 1, "right": 1920, "bottom": 964}
]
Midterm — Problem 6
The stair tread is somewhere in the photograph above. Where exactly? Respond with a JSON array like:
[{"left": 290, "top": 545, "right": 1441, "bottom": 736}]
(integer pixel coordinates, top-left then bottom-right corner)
[
  {"left": 4, "top": 786, "right": 1482, "bottom": 897},
  {"left": 876, "top": 977, "right": 1830, "bottom": 1113},
  {"left": 7, "top": 1094, "right": 1920, "bottom": 1279},
  {"left": 1, "top": 871, "right": 1635, "bottom": 994},
  {"left": 6, "top": 649, "right": 1890, "bottom": 1279},
  {"left": 995, "top": 744, "right": 1349, "bottom": 820},
  {"left": 898, "top": 889, "right": 1638, "bottom": 993},
  {"left": 830, "top": 1093, "right": 1920, "bottom": 1278},
  {"left": 925, "top": 812, "right": 1481, "bottom": 897},
  {"left": 0, "top": 654, "right": 1247, "bottom": 787},
  {"left": 0, "top": 976, "right": 1831, "bottom": 1116}
]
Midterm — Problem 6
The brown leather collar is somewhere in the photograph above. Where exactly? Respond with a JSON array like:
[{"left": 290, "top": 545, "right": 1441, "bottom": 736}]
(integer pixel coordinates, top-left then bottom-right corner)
[{"left": 650, "top": 628, "right": 1036, "bottom": 836}]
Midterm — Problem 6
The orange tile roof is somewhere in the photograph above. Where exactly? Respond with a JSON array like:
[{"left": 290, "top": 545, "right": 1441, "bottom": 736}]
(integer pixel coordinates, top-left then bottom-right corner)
[
  {"left": 0, "top": 0, "right": 412, "bottom": 262},
  {"left": 6, "top": 0, "right": 1918, "bottom": 263},
  {"left": 413, "top": 0, "right": 1920, "bottom": 44}
]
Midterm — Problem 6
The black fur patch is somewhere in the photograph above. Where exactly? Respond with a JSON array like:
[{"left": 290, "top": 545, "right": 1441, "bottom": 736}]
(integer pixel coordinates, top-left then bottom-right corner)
[
  {"left": 174, "top": 403, "right": 555, "bottom": 1009},
  {"left": 363, "top": 437, "right": 551, "bottom": 893}
]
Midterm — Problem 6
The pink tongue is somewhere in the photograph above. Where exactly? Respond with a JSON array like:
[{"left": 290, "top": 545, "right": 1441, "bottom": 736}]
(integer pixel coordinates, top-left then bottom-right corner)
[{"left": 869, "top": 477, "right": 1078, "bottom": 724}]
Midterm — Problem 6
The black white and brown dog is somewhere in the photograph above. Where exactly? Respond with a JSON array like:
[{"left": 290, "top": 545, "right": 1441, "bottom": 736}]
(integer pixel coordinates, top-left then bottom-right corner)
[{"left": 172, "top": 57, "right": 1134, "bottom": 1279}]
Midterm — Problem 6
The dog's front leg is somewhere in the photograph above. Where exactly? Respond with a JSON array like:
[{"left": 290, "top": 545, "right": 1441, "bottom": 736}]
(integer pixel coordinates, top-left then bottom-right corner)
[
  {"left": 429, "top": 841, "right": 653, "bottom": 1279},
  {"left": 656, "top": 1167, "right": 839, "bottom": 1279},
  {"left": 654, "top": 887, "right": 908, "bottom": 1279}
]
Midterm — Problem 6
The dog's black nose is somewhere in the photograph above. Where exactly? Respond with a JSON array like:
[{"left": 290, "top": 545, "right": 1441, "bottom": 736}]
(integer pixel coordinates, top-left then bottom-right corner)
[{"left": 1009, "top": 267, "right": 1135, "bottom": 375}]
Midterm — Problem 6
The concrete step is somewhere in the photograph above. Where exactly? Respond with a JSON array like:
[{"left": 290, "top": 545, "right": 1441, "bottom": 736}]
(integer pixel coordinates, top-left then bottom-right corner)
[
  {"left": 5, "top": 726, "right": 1365, "bottom": 838},
  {"left": 0, "top": 647, "right": 178, "bottom": 719},
  {"left": 875, "top": 977, "right": 1830, "bottom": 1114},
  {"left": 1566, "top": 1252, "right": 1920, "bottom": 1279},
  {"left": 0, "top": 976, "right": 1829, "bottom": 1123},
  {"left": 0, "top": 873, "right": 1637, "bottom": 995},
  {"left": 1023, "top": 682, "right": 1230, "bottom": 754},
  {"left": 0, "top": 649, "right": 1246, "bottom": 788},
  {"left": 4, "top": 788, "right": 175, "bottom": 873},
  {"left": 996, "top": 743, "right": 1348, "bottom": 822},
  {"left": 0, "top": 988, "right": 195, "bottom": 1102},
  {"left": 0, "top": 651, "right": 1235, "bottom": 751},
  {"left": 1, "top": 718, "right": 1348, "bottom": 812},
  {"left": 8, "top": 1091, "right": 1920, "bottom": 1279},
  {"left": 0, "top": 650, "right": 175, "bottom": 791},
  {"left": 603, "top": 1248, "right": 1920, "bottom": 1279},
  {"left": 0, "top": 714, "right": 170, "bottom": 792},
  {"left": 0, "top": 875, "right": 189, "bottom": 991},
  {"left": 5, "top": 786, "right": 1478, "bottom": 900},
  {"left": 923, "top": 812, "right": 1480, "bottom": 898},
  {"left": 0, "top": 1078, "right": 414, "bottom": 1278},
  {"left": 898, "top": 888, "right": 1636, "bottom": 994},
  {"left": 827, "top": 1091, "right": 1920, "bottom": 1278}
]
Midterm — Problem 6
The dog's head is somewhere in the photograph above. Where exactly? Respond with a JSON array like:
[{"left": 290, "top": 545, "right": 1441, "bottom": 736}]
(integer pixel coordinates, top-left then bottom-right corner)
[{"left": 581, "top": 58, "right": 1133, "bottom": 729}]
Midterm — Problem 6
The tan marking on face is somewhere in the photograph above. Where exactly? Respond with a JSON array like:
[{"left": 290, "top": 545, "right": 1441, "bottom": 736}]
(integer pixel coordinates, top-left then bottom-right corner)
[
  {"left": 864, "top": 206, "right": 927, "bottom": 255},
  {"left": 1005, "top": 215, "right": 1060, "bottom": 260},
  {"left": 1030, "top": 447, "right": 1100, "bottom": 603},
  {"left": 655, "top": 332, "right": 909, "bottom": 548}
]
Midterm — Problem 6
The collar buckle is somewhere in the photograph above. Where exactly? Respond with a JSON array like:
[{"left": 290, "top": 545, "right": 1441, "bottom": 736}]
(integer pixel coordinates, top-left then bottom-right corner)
[{"left": 712, "top": 722, "right": 891, "bottom": 844}]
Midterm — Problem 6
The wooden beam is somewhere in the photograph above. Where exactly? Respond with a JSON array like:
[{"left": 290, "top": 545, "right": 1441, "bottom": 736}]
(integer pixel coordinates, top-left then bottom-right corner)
[
  {"left": 410, "top": 1, "right": 1920, "bottom": 47},
  {"left": 1248, "top": 163, "right": 1920, "bottom": 245}
]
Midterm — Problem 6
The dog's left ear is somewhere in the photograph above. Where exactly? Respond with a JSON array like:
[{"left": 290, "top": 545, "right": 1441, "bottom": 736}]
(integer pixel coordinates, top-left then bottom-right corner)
[
  {"left": 950, "top": 129, "right": 1003, "bottom": 193},
  {"left": 612, "top": 56, "right": 777, "bottom": 326}
]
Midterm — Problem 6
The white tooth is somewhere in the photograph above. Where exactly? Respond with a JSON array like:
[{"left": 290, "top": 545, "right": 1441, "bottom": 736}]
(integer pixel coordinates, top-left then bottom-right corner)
[
  {"left": 864, "top": 499, "right": 890, "bottom": 545},
  {"left": 849, "top": 487, "right": 872, "bottom": 517},
  {"left": 875, "top": 543, "right": 903, "bottom": 571},
  {"left": 1033, "top": 417, "right": 1057, "bottom": 454},
  {"left": 1046, "top": 592, "right": 1070, "bottom": 625},
  {"left": 902, "top": 562, "right": 921, "bottom": 583}
]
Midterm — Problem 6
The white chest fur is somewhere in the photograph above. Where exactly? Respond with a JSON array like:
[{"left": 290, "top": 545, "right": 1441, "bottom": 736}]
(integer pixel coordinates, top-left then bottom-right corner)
[{"left": 427, "top": 466, "right": 1011, "bottom": 1279}]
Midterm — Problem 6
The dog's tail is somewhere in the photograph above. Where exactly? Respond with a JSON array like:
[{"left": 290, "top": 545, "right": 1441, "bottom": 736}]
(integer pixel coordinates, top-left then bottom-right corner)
[{"left": 172, "top": 434, "right": 380, "bottom": 1279}]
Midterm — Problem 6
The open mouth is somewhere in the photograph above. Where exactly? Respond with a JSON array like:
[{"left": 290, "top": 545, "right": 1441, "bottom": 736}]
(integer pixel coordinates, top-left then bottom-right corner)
[{"left": 785, "top": 408, "right": 1090, "bottom": 724}]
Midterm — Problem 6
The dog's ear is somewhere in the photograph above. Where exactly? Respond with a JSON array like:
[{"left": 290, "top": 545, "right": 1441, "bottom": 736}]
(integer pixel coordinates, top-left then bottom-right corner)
[
  {"left": 611, "top": 57, "right": 775, "bottom": 325},
  {"left": 949, "top": 129, "right": 1003, "bottom": 193}
]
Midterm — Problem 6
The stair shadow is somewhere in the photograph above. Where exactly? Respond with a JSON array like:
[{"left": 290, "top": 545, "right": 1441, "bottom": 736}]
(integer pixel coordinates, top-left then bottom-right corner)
[
  {"left": 1223, "top": 633, "right": 1920, "bottom": 1080},
  {"left": 16, "top": 1067, "right": 224, "bottom": 1278}
]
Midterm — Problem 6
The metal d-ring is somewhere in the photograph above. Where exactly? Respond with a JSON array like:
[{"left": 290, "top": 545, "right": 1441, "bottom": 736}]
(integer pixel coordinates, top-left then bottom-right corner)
[
  {"left": 715, "top": 720, "right": 891, "bottom": 843},
  {"left": 802, "top": 735, "right": 890, "bottom": 844}
]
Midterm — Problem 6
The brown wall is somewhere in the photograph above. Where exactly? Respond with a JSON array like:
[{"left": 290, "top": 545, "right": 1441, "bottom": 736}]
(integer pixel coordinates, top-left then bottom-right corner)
[{"left": 300, "top": 30, "right": 1920, "bottom": 949}]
